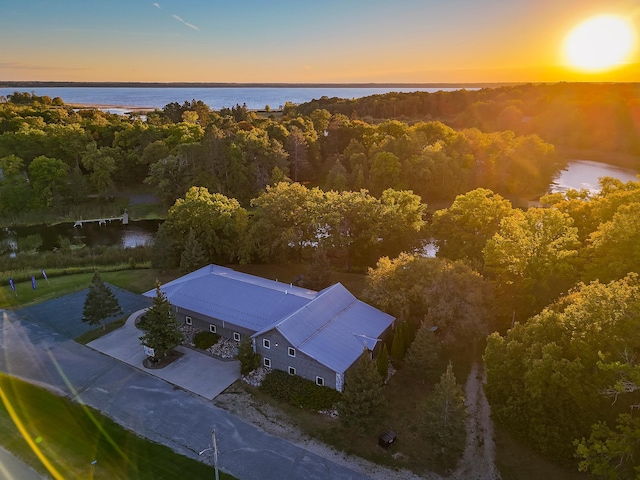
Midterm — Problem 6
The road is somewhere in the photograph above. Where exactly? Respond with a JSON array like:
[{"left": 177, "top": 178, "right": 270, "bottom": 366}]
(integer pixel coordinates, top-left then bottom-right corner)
[{"left": 0, "top": 309, "right": 369, "bottom": 480}]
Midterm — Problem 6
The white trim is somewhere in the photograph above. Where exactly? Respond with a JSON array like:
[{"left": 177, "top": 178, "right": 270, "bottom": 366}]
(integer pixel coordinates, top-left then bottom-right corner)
[
  {"left": 263, "top": 357, "right": 271, "bottom": 367},
  {"left": 233, "top": 332, "right": 241, "bottom": 342},
  {"left": 185, "top": 316, "right": 192, "bottom": 326},
  {"left": 288, "top": 347, "right": 296, "bottom": 357},
  {"left": 209, "top": 324, "right": 217, "bottom": 333},
  {"left": 263, "top": 338, "right": 271, "bottom": 349},
  {"left": 315, "top": 376, "right": 325, "bottom": 387},
  {"left": 288, "top": 366, "right": 296, "bottom": 375}
]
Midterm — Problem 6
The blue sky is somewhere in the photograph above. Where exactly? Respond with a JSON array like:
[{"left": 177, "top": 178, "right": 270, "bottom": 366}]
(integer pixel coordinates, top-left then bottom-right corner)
[{"left": 1, "top": 0, "right": 638, "bottom": 82}]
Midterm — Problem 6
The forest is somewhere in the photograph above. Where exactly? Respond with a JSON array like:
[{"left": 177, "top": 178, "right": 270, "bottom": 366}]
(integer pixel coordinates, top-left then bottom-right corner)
[{"left": 1, "top": 84, "right": 640, "bottom": 477}]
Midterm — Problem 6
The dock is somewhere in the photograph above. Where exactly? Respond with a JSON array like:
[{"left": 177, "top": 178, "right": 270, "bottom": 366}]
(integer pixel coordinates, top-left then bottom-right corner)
[{"left": 74, "top": 212, "right": 129, "bottom": 227}]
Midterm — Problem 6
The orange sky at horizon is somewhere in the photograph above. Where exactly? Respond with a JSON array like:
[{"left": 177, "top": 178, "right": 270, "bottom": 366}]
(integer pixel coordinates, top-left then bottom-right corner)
[{"left": 1, "top": 0, "right": 639, "bottom": 84}]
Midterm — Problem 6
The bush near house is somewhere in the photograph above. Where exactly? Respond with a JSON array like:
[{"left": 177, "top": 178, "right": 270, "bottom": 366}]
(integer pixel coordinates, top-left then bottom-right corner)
[
  {"left": 193, "top": 331, "right": 220, "bottom": 349},
  {"left": 260, "top": 370, "right": 341, "bottom": 411}
]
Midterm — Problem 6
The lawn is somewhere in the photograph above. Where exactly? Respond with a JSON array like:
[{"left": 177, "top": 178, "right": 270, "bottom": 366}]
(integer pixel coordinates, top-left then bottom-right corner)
[{"left": 0, "top": 373, "right": 235, "bottom": 479}]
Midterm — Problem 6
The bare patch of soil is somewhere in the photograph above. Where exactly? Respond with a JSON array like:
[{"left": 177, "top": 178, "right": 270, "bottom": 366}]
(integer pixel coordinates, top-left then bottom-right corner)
[{"left": 142, "top": 350, "right": 183, "bottom": 369}]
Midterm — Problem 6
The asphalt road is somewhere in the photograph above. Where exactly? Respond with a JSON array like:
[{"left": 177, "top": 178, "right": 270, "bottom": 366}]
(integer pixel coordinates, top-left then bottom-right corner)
[{"left": 0, "top": 308, "right": 370, "bottom": 480}]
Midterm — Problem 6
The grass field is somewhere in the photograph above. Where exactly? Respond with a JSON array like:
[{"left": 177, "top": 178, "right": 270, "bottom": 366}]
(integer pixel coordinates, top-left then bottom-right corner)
[{"left": 0, "top": 373, "right": 234, "bottom": 479}]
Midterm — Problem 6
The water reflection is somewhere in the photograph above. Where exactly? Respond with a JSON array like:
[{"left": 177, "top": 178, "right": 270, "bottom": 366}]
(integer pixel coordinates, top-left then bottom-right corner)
[
  {"left": 550, "top": 160, "right": 639, "bottom": 194},
  {"left": 0, "top": 220, "right": 160, "bottom": 254}
]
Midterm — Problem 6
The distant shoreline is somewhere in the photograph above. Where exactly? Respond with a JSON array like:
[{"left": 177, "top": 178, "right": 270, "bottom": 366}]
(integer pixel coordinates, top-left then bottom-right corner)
[{"left": 0, "top": 81, "right": 516, "bottom": 89}]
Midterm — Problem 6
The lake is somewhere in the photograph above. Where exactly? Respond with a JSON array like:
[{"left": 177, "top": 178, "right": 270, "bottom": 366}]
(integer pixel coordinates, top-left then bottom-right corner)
[
  {"left": 0, "top": 220, "right": 160, "bottom": 255},
  {"left": 550, "top": 160, "right": 639, "bottom": 194},
  {"left": 0, "top": 86, "right": 470, "bottom": 111}
]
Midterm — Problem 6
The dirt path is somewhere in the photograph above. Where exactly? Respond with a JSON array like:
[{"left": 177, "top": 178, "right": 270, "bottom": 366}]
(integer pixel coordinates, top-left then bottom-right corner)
[
  {"left": 450, "top": 361, "right": 501, "bottom": 480},
  {"left": 215, "top": 362, "right": 500, "bottom": 480}
]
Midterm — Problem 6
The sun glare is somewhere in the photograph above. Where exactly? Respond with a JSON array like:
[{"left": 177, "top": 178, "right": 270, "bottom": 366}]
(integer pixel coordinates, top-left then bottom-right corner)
[{"left": 563, "top": 15, "right": 636, "bottom": 71}]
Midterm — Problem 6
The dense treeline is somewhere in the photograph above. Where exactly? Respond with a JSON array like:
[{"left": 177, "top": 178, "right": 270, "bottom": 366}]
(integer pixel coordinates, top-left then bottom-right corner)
[
  {"left": 0, "top": 89, "right": 560, "bottom": 221},
  {"left": 295, "top": 82, "right": 640, "bottom": 157}
]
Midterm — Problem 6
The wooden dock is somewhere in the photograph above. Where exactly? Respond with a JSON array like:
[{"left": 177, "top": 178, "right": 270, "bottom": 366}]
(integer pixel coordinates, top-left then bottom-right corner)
[{"left": 74, "top": 212, "right": 129, "bottom": 227}]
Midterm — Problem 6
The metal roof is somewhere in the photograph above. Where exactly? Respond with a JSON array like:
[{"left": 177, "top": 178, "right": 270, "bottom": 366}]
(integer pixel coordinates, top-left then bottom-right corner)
[
  {"left": 145, "top": 265, "right": 395, "bottom": 374},
  {"left": 143, "top": 265, "right": 316, "bottom": 332},
  {"left": 255, "top": 283, "right": 395, "bottom": 374}
]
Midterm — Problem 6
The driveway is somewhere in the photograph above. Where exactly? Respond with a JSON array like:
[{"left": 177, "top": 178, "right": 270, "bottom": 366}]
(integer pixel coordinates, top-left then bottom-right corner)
[
  {"left": 0, "top": 308, "right": 369, "bottom": 479},
  {"left": 88, "top": 309, "right": 240, "bottom": 399}
]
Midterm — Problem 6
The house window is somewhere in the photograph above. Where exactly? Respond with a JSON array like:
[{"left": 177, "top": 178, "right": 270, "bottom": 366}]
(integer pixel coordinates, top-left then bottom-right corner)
[
  {"left": 185, "top": 316, "right": 192, "bottom": 326},
  {"left": 263, "top": 339, "right": 271, "bottom": 349},
  {"left": 209, "top": 324, "right": 217, "bottom": 334},
  {"left": 288, "top": 347, "right": 295, "bottom": 357},
  {"left": 316, "top": 376, "right": 325, "bottom": 387},
  {"left": 233, "top": 332, "right": 241, "bottom": 342},
  {"left": 263, "top": 357, "right": 271, "bottom": 368},
  {"left": 288, "top": 366, "right": 296, "bottom": 375}
]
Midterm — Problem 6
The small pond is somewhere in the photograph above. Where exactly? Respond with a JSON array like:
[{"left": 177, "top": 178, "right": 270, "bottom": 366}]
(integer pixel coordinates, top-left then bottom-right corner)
[{"left": 550, "top": 160, "right": 639, "bottom": 194}]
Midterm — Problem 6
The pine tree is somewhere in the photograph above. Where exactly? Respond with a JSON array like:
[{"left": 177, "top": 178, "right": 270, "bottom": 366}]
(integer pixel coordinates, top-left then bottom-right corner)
[
  {"left": 236, "top": 337, "right": 261, "bottom": 375},
  {"left": 376, "top": 343, "right": 389, "bottom": 381},
  {"left": 139, "top": 281, "right": 184, "bottom": 360},
  {"left": 405, "top": 325, "right": 442, "bottom": 383},
  {"left": 82, "top": 271, "right": 122, "bottom": 331},
  {"left": 390, "top": 324, "right": 406, "bottom": 364},
  {"left": 179, "top": 229, "right": 208, "bottom": 273},
  {"left": 300, "top": 248, "right": 333, "bottom": 290},
  {"left": 420, "top": 362, "right": 466, "bottom": 457},
  {"left": 338, "top": 353, "right": 387, "bottom": 432}
]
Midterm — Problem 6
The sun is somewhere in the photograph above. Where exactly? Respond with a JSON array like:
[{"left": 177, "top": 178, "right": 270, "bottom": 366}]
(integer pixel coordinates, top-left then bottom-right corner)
[{"left": 563, "top": 15, "right": 636, "bottom": 71}]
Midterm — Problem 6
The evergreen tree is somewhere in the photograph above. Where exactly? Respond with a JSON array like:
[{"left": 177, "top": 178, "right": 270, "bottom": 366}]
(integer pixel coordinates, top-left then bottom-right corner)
[
  {"left": 300, "top": 248, "right": 333, "bottom": 290},
  {"left": 390, "top": 323, "right": 406, "bottom": 364},
  {"left": 420, "top": 362, "right": 466, "bottom": 459},
  {"left": 338, "top": 353, "right": 387, "bottom": 432},
  {"left": 151, "top": 224, "right": 179, "bottom": 271},
  {"left": 376, "top": 343, "right": 389, "bottom": 381},
  {"left": 405, "top": 325, "right": 442, "bottom": 383},
  {"left": 82, "top": 271, "right": 122, "bottom": 331},
  {"left": 139, "top": 281, "right": 184, "bottom": 360},
  {"left": 236, "top": 337, "right": 261, "bottom": 375},
  {"left": 179, "top": 229, "right": 208, "bottom": 273}
]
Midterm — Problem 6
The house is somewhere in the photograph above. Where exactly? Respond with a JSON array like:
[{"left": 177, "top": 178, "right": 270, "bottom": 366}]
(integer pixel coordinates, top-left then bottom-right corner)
[{"left": 143, "top": 265, "right": 395, "bottom": 391}]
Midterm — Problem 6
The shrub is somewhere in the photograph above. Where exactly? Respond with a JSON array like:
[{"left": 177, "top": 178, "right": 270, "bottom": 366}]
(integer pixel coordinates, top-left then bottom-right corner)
[
  {"left": 260, "top": 370, "right": 341, "bottom": 411},
  {"left": 193, "top": 331, "right": 220, "bottom": 350},
  {"left": 236, "top": 337, "right": 261, "bottom": 375}
]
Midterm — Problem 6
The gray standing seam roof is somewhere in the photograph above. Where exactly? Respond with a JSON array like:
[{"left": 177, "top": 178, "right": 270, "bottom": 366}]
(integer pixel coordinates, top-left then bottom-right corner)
[{"left": 145, "top": 265, "right": 395, "bottom": 374}]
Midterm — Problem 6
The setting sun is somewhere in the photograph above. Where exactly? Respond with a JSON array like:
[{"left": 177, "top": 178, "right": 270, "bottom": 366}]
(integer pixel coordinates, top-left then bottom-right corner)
[{"left": 563, "top": 15, "right": 636, "bottom": 71}]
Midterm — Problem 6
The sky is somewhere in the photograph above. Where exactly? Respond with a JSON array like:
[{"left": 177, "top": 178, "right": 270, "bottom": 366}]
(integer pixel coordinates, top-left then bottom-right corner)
[{"left": 1, "top": 0, "right": 639, "bottom": 83}]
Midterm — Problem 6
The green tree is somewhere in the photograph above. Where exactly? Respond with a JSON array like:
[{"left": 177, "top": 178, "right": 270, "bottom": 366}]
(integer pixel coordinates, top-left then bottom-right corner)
[
  {"left": 420, "top": 362, "right": 466, "bottom": 462},
  {"left": 484, "top": 274, "right": 640, "bottom": 461},
  {"left": 139, "top": 282, "right": 184, "bottom": 360},
  {"left": 376, "top": 343, "right": 389, "bottom": 381},
  {"left": 338, "top": 353, "right": 387, "bottom": 432},
  {"left": 298, "top": 248, "right": 333, "bottom": 291},
  {"left": 163, "top": 186, "right": 248, "bottom": 264},
  {"left": 483, "top": 207, "right": 580, "bottom": 323},
  {"left": 430, "top": 188, "right": 513, "bottom": 265},
  {"left": 82, "top": 271, "right": 122, "bottom": 331},
  {"left": 179, "top": 229, "right": 208, "bottom": 273},
  {"left": 370, "top": 151, "right": 402, "bottom": 196},
  {"left": 404, "top": 324, "right": 441, "bottom": 383},
  {"left": 236, "top": 337, "right": 261, "bottom": 376},
  {"left": 285, "top": 127, "right": 308, "bottom": 182},
  {"left": 27, "top": 155, "right": 69, "bottom": 208},
  {"left": 390, "top": 325, "right": 406, "bottom": 364}
]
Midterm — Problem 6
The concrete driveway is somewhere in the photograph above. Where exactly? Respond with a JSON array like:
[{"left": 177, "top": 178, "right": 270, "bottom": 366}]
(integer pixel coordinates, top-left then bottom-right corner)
[{"left": 88, "top": 309, "right": 240, "bottom": 399}]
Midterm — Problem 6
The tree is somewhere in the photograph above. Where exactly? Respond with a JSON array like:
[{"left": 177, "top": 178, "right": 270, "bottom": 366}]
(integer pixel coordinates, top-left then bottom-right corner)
[
  {"left": 139, "top": 281, "right": 184, "bottom": 360},
  {"left": 285, "top": 127, "right": 308, "bottom": 182},
  {"left": 27, "top": 155, "right": 69, "bottom": 208},
  {"left": 376, "top": 343, "right": 389, "bottom": 381},
  {"left": 370, "top": 151, "right": 402, "bottom": 196},
  {"left": 484, "top": 274, "right": 640, "bottom": 461},
  {"left": 236, "top": 337, "right": 261, "bottom": 376},
  {"left": 338, "top": 353, "right": 387, "bottom": 432},
  {"left": 179, "top": 229, "right": 208, "bottom": 273},
  {"left": 430, "top": 188, "right": 513, "bottom": 265},
  {"left": 390, "top": 324, "right": 407, "bottom": 364},
  {"left": 298, "top": 248, "right": 333, "bottom": 291},
  {"left": 483, "top": 207, "right": 580, "bottom": 323},
  {"left": 420, "top": 362, "right": 466, "bottom": 462},
  {"left": 82, "top": 271, "right": 122, "bottom": 331},
  {"left": 404, "top": 324, "right": 442, "bottom": 383}
]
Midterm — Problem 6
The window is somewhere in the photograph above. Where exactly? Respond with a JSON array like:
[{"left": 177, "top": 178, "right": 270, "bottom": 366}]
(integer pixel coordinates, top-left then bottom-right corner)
[
  {"left": 233, "top": 332, "right": 241, "bottom": 342},
  {"left": 288, "top": 366, "right": 296, "bottom": 375},
  {"left": 263, "top": 339, "right": 271, "bottom": 349},
  {"left": 263, "top": 358, "right": 271, "bottom": 368},
  {"left": 288, "top": 347, "right": 295, "bottom": 357},
  {"left": 209, "top": 324, "right": 217, "bottom": 334},
  {"left": 185, "top": 316, "right": 192, "bottom": 326},
  {"left": 315, "top": 376, "right": 325, "bottom": 387}
]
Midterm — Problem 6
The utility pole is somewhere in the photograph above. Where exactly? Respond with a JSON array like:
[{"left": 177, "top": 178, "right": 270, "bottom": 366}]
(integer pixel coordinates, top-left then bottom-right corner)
[{"left": 212, "top": 428, "right": 219, "bottom": 480}]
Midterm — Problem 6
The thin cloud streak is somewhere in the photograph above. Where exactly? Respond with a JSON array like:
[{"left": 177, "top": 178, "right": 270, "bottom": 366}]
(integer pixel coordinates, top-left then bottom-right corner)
[
  {"left": 152, "top": 2, "right": 160, "bottom": 8},
  {"left": 171, "top": 13, "right": 199, "bottom": 31}
]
